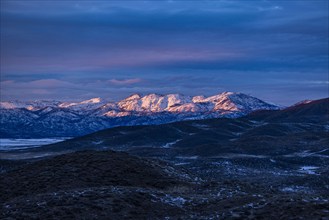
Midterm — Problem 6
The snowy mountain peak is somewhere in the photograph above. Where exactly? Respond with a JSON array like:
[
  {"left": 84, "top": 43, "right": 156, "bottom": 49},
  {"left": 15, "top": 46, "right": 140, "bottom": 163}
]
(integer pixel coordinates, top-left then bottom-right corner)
[
  {"left": 124, "top": 94, "right": 142, "bottom": 101},
  {"left": 192, "top": 95, "right": 206, "bottom": 103},
  {"left": 221, "top": 91, "right": 235, "bottom": 96},
  {"left": 80, "top": 97, "right": 102, "bottom": 104},
  {"left": 0, "top": 102, "right": 19, "bottom": 109},
  {"left": 57, "top": 98, "right": 105, "bottom": 112},
  {"left": 142, "top": 93, "right": 163, "bottom": 99},
  {"left": 0, "top": 100, "right": 60, "bottom": 110},
  {"left": 189, "top": 92, "right": 280, "bottom": 112},
  {"left": 218, "top": 92, "right": 280, "bottom": 112},
  {"left": 117, "top": 93, "right": 194, "bottom": 112}
]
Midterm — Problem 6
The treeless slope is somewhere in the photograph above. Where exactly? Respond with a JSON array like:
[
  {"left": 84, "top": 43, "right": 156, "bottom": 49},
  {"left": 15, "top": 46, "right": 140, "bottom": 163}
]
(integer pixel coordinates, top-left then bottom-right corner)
[
  {"left": 0, "top": 150, "right": 191, "bottom": 202},
  {"left": 265, "top": 98, "right": 329, "bottom": 122}
]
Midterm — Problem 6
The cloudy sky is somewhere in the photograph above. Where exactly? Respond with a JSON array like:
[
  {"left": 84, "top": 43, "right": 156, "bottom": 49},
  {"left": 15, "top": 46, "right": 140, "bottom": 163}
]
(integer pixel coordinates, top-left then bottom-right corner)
[{"left": 0, "top": 0, "right": 328, "bottom": 105}]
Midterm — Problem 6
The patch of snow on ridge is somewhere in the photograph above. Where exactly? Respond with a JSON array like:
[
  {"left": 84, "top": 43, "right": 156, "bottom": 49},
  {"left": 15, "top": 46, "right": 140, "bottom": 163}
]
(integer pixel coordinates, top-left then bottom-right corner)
[
  {"left": 192, "top": 123, "right": 212, "bottom": 130},
  {"left": 0, "top": 100, "right": 60, "bottom": 110},
  {"left": 298, "top": 166, "right": 319, "bottom": 175},
  {"left": 124, "top": 94, "right": 142, "bottom": 101},
  {"left": 59, "top": 98, "right": 105, "bottom": 111},
  {"left": 80, "top": 97, "right": 102, "bottom": 104},
  {"left": 160, "top": 194, "right": 187, "bottom": 207},
  {"left": 141, "top": 94, "right": 166, "bottom": 112},
  {"left": 292, "top": 100, "right": 313, "bottom": 106},
  {"left": 0, "top": 102, "right": 18, "bottom": 109},
  {"left": 192, "top": 95, "right": 206, "bottom": 103},
  {"left": 118, "top": 94, "right": 143, "bottom": 111},
  {"left": 162, "top": 139, "right": 182, "bottom": 148}
]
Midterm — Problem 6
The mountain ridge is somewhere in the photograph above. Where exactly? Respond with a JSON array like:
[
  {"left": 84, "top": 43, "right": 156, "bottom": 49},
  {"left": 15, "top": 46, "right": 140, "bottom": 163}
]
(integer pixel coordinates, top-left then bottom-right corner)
[
  {"left": 3, "top": 97, "right": 327, "bottom": 159},
  {"left": 0, "top": 91, "right": 295, "bottom": 138},
  {"left": 1, "top": 91, "right": 279, "bottom": 113}
]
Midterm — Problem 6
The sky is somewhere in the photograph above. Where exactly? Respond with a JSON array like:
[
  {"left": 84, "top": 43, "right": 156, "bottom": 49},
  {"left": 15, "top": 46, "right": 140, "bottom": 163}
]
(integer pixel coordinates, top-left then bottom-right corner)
[{"left": 0, "top": 0, "right": 328, "bottom": 105}]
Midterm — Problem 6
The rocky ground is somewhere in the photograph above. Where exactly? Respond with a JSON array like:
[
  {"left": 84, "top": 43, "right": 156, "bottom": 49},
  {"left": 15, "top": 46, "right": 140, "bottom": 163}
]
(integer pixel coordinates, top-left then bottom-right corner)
[{"left": 1, "top": 150, "right": 329, "bottom": 219}]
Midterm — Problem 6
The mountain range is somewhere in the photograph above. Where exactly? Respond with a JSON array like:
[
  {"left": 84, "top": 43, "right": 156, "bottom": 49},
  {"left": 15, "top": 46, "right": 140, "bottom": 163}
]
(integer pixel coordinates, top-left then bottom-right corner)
[
  {"left": 0, "top": 92, "right": 280, "bottom": 138},
  {"left": 1, "top": 97, "right": 328, "bottom": 219},
  {"left": 20, "top": 97, "right": 328, "bottom": 158}
]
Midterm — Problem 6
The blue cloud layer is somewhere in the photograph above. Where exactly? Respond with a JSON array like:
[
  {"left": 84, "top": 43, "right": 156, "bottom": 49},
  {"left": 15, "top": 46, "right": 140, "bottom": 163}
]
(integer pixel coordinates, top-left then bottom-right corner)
[{"left": 1, "top": 0, "right": 328, "bottom": 105}]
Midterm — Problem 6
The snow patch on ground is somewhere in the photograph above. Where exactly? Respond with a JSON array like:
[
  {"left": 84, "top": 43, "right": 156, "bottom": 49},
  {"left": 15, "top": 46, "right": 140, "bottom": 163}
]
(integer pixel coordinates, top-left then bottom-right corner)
[
  {"left": 211, "top": 154, "right": 268, "bottom": 159},
  {"left": 281, "top": 186, "right": 312, "bottom": 193},
  {"left": 160, "top": 194, "right": 187, "bottom": 207},
  {"left": 192, "top": 123, "right": 212, "bottom": 130},
  {"left": 174, "top": 162, "right": 191, "bottom": 166},
  {"left": 0, "top": 138, "right": 71, "bottom": 150},
  {"left": 284, "top": 149, "right": 329, "bottom": 158},
  {"left": 162, "top": 139, "right": 182, "bottom": 148},
  {"left": 298, "top": 166, "right": 319, "bottom": 175},
  {"left": 92, "top": 141, "right": 104, "bottom": 145},
  {"left": 176, "top": 156, "right": 199, "bottom": 160}
]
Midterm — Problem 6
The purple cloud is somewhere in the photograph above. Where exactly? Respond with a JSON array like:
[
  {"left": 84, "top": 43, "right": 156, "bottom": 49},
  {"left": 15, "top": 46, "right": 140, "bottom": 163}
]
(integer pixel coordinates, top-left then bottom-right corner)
[
  {"left": 0, "top": 0, "right": 327, "bottom": 105},
  {"left": 108, "top": 78, "right": 142, "bottom": 85}
]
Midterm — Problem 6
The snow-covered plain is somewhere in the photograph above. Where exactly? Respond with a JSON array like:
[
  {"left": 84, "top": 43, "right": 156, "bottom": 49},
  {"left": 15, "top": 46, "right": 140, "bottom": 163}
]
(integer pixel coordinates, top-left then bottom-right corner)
[{"left": 0, "top": 138, "right": 70, "bottom": 150}]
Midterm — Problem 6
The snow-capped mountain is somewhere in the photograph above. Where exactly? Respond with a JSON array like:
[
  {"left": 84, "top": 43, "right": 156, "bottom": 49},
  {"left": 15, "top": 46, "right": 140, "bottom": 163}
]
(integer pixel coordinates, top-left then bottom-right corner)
[
  {"left": 115, "top": 92, "right": 278, "bottom": 114},
  {"left": 0, "top": 100, "right": 61, "bottom": 111},
  {"left": 0, "top": 92, "right": 280, "bottom": 138}
]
